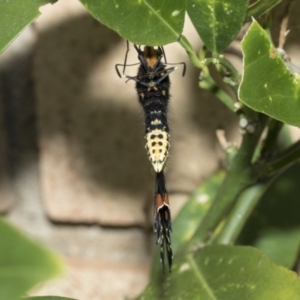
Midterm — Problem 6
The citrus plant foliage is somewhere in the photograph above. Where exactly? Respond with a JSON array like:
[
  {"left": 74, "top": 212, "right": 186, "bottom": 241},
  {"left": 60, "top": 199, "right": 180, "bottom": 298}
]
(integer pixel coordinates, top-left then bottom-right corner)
[
  {"left": 0, "top": 0, "right": 57, "bottom": 53},
  {"left": 187, "top": 0, "right": 249, "bottom": 53},
  {"left": 80, "top": 0, "right": 186, "bottom": 46},
  {"left": 1, "top": 0, "right": 300, "bottom": 299},
  {"left": 137, "top": 245, "right": 300, "bottom": 300},
  {"left": 0, "top": 218, "right": 63, "bottom": 300},
  {"left": 239, "top": 20, "right": 300, "bottom": 126}
]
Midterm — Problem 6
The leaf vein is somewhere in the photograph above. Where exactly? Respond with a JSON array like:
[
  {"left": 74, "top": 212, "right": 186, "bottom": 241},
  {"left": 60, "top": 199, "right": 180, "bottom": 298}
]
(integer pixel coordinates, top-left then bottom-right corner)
[
  {"left": 188, "top": 254, "right": 217, "bottom": 300},
  {"left": 142, "top": 0, "right": 179, "bottom": 43}
]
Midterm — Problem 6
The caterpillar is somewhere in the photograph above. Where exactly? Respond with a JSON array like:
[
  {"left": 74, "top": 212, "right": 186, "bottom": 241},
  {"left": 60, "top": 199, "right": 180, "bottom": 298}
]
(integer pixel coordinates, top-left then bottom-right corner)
[
  {"left": 133, "top": 45, "right": 173, "bottom": 173},
  {"left": 116, "top": 44, "right": 185, "bottom": 272}
]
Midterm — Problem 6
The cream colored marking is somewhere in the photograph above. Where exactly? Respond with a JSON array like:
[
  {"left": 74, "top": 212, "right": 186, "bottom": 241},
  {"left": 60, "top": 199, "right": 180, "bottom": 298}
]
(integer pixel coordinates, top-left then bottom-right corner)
[
  {"left": 171, "top": 10, "right": 180, "bottom": 17},
  {"left": 148, "top": 86, "right": 158, "bottom": 91},
  {"left": 151, "top": 119, "right": 162, "bottom": 125},
  {"left": 197, "top": 194, "right": 209, "bottom": 204},
  {"left": 145, "top": 129, "right": 170, "bottom": 172},
  {"left": 179, "top": 263, "right": 190, "bottom": 272}
]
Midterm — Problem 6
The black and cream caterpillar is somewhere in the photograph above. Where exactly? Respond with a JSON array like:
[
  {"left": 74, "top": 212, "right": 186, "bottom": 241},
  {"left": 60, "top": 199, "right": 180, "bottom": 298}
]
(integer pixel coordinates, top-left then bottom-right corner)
[
  {"left": 116, "top": 44, "right": 184, "bottom": 272},
  {"left": 127, "top": 45, "right": 175, "bottom": 173}
]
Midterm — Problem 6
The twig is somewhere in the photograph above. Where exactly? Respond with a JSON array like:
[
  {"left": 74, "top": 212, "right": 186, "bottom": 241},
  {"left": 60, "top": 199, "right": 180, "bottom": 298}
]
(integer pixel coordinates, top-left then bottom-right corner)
[{"left": 215, "top": 183, "right": 269, "bottom": 245}]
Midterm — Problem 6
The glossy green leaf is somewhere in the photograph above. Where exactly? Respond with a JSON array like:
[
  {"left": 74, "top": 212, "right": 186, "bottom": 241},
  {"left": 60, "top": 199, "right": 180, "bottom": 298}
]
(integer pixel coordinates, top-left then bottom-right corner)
[
  {"left": 79, "top": 0, "right": 186, "bottom": 46},
  {"left": 136, "top": 245, "right": 300, "bottom": 299},
  {"left": 0, "top": 218, "right": 63, "bottom": 300},
  {"left": 187, "top": 0, "right": 249, "bottom": 53},
  {"left": 171, "top": 171, "right": 224, "bottom": 251},
  {"left": 254, "top": 229, "right": 300, "bottom": 269},
  {"left": 0, "top": 0, "right": 57, "bottom": 53},
  {"left": 239, "top": 20, "right": 300, "bottom": 127},
  {"left": 238, "top": 163, "right": 300, "bottom": 269},
  {"left": 151, "top": 171, "right": 224, "bottom": 276},
  {"left": 23, "top": 297, "right": 76, "bottom": 300}
]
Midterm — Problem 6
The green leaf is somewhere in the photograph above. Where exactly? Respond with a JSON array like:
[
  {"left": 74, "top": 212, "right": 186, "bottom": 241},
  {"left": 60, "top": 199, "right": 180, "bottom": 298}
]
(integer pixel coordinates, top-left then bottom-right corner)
[
  {"left": 0, "top": 218, "right": 63, "bottom": 300},
  {"left": 239, "top": 20, "right": 300, "bottom": 127},
  {"left": 238, "top": 163, "right": 300, "bottom": 269},
  {"left": 136, "top": 245, "right": 300, "bottom": 299},
  {"left": 0, "top": 0, "right": 57, "bottom": 53},
  {"left": 79, "top": 0, "right": 186, "bottom": 46},
  {"left": 171, "top": 171, "right": 224, "bottom": 251},
  {"left": 23, "top": 297, "right": 76, "bottom": 300},
  {"left": 187, "top": 0, "right": 249, "bottom": 54},
  {"left": 151, "top": 171, "right": 224, "bottom": 276},
  {"left": 254, "top": 228, "right": 300, "bottom": 269}
]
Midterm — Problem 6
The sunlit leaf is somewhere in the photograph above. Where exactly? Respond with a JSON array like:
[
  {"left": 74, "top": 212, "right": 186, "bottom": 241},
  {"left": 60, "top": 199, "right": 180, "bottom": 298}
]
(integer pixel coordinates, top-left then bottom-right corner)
[
  {"left": 0, "top": 0, "right": 57, "bottom": 53},
  {"left": 79, "top": 0, "right": 186, "bottom": 46},
  {"left": 239, "top": 20, "right": 300, "bottom": 127},
  {"left": 0, "top": 218, "right": 63, "bottom": 300},
  {"left": 187, "top": 0, "right": 249, "bottom": 53},
  {"left": 136, "top": 245, "right": 300, "bottom": 299}
]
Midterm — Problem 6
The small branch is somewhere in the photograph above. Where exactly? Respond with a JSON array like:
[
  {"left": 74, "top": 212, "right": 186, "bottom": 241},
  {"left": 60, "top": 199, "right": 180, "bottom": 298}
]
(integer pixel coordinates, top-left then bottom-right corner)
[
  {"left": 200, "top": 66, "right": 236, "bottom": 112},
  {"left": 179, "top": 38, "right": 241, "bottom": 90},
  {"left": 216, "top": 129, "right": 239, "bottom": 167},
  {"left": 214, "top": 183, "right": 268, "bottom": 244},
  {"left": 277, "top": 0, "right": 294, "bottom": 48},
  {"left": 217, "top": 55, "right": 240, "bottom": 84},
  {"left": 178, "top": 35, "right": 204, "bottom": 69},
  {"left": 245, "top": 0, "right": 282, "bottom": 23},
  {"left": 214, "top": 85, "right": 236, "bottom": 112},
  {"left": 179, "top": 41, "right": 238, "bottom": 111},
  {"left": 188, "top": 114, "right": 269, "bottom": 248},
  {"left": 258, "top": 140, "right": 300, "bottom": 177},
  {"left": 202, "top": 55, "right": 241, "bottom": 93},
  {"left": 261, "top": 119, "right": 284, "bottom": 157},
  {"left": 278, "top": 13, "right": 289, "bottom": 49},
  {"left": 216, "top": 129, "right": 229, "bottom": 150}
]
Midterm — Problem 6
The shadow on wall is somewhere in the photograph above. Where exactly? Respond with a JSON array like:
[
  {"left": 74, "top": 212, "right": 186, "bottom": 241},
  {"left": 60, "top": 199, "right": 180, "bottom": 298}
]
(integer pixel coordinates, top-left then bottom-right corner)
[
  {"left": 0, "top": 10, "right": 240, "bottom": 222},
  {"left": 34, "top": 14, "right": 154, "bottom": 198}
]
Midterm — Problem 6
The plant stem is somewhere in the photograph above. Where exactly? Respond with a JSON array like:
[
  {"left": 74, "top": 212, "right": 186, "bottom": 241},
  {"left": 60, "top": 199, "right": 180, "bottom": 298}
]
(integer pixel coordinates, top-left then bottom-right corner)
[
  {"left": 188, "top": 114, "right": 268, "bottom": 248},
  {"left": 179, "top": 36, "right": 241, "bottom": 89},
  {"left": 200, "top": 66, "right": 236, "bottom": 112},
  {"left": 216, "top": 131, "right": 298, "bottom": 245},
  {"left": 214, "top": 86, "right": 236, "bottom": 112},
  {"left": 179, "top": 35, "right": 204, "bottom": 69},
  {"left": 258, "top": 140, "right": 300, "bottom": 177},
  {"left": 217, "top": 55, "right": 240, "bottom": 83},
  {"left": 245, "top": 0, "right": 282, "bottom": 23},
  {"left": 261, "top": 119, "right": 283, "bottom": 157},
  {"left": 214, "top": 183, "right": 268, "bottom": 244}
]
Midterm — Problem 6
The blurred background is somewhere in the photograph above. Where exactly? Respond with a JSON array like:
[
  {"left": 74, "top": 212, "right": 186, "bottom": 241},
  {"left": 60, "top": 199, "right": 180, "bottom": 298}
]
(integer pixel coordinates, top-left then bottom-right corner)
[{"left": 0, "top": 0, "right": 299, "bottom": 299}]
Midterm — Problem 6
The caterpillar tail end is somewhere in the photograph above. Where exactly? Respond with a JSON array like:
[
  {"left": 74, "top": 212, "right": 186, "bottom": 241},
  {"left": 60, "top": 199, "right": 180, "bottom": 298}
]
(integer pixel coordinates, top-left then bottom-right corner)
[{"left": 154, "top": 171, "right": 173, "bottom": 273}]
